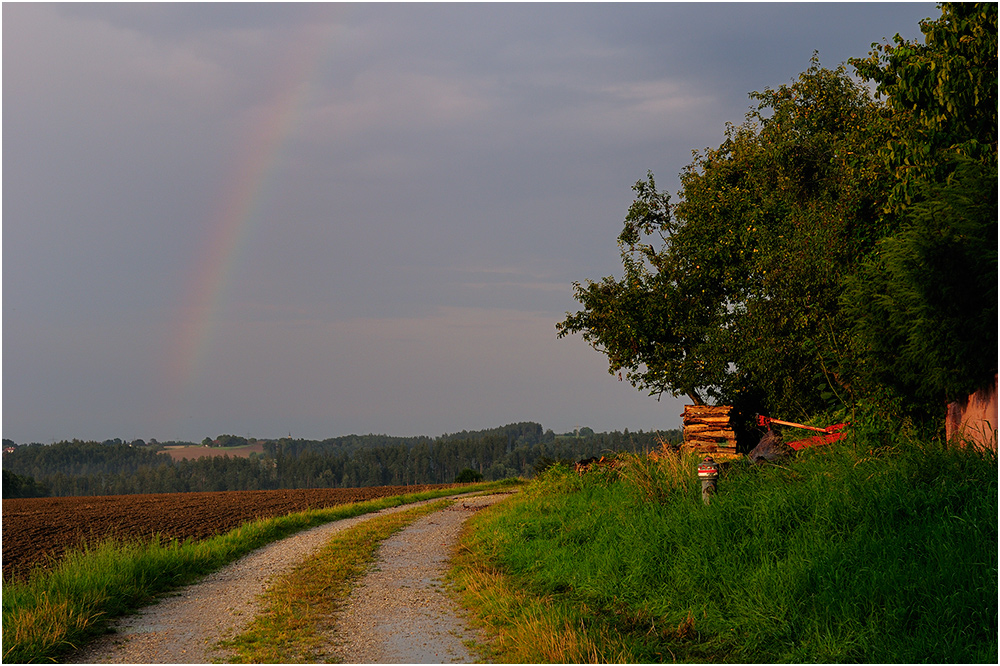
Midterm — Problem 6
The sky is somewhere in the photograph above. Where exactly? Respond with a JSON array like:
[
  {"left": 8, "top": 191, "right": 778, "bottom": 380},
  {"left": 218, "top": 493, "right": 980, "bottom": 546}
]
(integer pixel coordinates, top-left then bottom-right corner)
[{"left": 3, "top": 2, "right": 936, "bottom": 444}]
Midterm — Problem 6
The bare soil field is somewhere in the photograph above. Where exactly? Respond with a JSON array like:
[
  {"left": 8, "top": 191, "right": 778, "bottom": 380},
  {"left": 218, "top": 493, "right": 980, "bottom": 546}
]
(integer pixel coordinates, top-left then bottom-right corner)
[
  {"left": 1, "top": 485, "right": 454, "bottom": 582},
  {"left": 160, "top": 441, "right": 265, "bottom": 460}
]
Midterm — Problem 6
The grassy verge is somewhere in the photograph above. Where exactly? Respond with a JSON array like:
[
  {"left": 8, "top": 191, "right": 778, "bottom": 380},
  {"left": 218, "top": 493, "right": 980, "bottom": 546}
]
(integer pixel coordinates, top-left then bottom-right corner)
[
  {"left": 2, "top": 481, "right": 512, "bottom": 663},
  {"left": 216, "top": 499, "right": 453, "bottom": 662},
  {"left": 453, "top": 431, "right": 997, "bottom": 663}
]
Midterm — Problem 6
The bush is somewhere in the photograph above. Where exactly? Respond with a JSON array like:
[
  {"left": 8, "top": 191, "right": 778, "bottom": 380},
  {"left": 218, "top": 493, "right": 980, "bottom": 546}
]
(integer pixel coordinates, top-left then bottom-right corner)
[{"left": 455, "top": 468, "right": 483, "bottom": 483}]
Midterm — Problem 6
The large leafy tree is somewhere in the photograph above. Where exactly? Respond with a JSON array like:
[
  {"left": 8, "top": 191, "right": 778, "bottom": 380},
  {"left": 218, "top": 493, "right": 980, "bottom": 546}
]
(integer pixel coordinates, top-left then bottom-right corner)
[
  {"left": 560, "top": 4, "right": 996, "bottom": 428},
  {"left": 844, "top": 2, "right": 997, "bottom": 415},
  {"left": 558, "top": 59, "right": 894, "bottom": 419}
]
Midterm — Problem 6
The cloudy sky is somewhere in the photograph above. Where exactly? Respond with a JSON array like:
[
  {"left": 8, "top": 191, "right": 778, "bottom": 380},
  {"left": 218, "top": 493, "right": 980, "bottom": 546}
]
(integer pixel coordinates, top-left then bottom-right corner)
[{"left": 3, "top": 2, "right": 935, "bottom": 444}]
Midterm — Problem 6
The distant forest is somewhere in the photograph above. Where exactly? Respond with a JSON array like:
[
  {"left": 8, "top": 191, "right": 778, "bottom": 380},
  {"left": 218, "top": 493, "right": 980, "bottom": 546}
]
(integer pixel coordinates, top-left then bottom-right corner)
[{"left": 1, "top": 423, "right": 680, "bottom": 498}]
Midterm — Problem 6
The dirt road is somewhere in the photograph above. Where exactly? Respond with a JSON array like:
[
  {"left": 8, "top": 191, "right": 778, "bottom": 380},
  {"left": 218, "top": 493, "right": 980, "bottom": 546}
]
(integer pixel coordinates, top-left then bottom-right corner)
[
  {"left": 69, "top": 493, "right": 507, "bottom": 663},
  {"left": 326, "top": 495, "right": 507, "bottom": 662}
]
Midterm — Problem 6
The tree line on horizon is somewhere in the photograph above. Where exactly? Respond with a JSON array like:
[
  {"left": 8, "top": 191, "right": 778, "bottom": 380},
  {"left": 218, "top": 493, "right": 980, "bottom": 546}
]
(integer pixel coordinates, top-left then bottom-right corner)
[{"left": 1, "top": 424, "right": 679, "bottom": 498}]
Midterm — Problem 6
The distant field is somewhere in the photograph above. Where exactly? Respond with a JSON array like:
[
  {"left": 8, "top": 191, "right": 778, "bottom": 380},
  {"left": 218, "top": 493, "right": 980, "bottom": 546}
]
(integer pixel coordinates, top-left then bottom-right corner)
[{"left": 161, "top": 442, "right": 265, "bottom": 461}]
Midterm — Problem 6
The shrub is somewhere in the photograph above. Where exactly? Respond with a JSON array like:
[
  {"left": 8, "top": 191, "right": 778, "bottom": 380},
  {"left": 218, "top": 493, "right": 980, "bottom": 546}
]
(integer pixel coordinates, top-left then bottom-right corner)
[{"left": 455, "top": 468, "right": 484, "bottom": 483}]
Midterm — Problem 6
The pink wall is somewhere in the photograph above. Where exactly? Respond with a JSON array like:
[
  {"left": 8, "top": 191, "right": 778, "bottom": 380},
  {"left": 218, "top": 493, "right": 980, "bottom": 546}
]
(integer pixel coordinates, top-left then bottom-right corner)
[{"left": 946, "top": 375, "right": 998, "bottom": 452}]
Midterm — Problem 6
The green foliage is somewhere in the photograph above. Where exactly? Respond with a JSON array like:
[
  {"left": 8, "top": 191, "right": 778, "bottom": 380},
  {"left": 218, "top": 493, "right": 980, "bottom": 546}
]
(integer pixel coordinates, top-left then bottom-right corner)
[
  {"left": 532, "top": 457, "right": 573, "bottom": 477},
  {"left": 850, "top": 2, "right": 997, "bottom": 211},
  {"left": 559, "top": 58, "right": 892, "bottom": 419},
  {"left": 211, "top": 434, "right": 250, "bottom": 448},
  {"left": 2, "top": 440, "right": 167, "bottom": 486},
  {"left": 841, "top": 3, "right": 998, "bottom": 417},
  {"left": 844, "top": 157, "right": 998, "bottom": 412},
  {"left": 2, "top": 469, "right": 50, "bottom": 498},
  {"left": 562, "top": 4, "right": 997, "bottom": 425},
  {"left": 1, "top": 425, "right": 674, "bottom": 497},
  {"left": 455, "top": 468, "right": 484, "bottom": 483},
  {"left": 463, "top": 434, "right": 997, "bottom": 662}
]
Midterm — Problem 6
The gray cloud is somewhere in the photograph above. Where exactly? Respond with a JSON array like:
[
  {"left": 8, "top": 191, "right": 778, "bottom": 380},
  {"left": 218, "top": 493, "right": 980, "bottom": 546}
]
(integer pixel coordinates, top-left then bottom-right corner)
[{"left": 3, "top": 3, "right": 935, "bottom": 443}]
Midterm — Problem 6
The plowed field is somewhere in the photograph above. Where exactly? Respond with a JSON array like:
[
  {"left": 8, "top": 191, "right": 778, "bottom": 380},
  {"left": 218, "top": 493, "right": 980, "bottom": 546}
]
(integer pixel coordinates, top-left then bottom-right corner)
[{"left": 2, "top": 485, "right": 454, "bottom": 581}]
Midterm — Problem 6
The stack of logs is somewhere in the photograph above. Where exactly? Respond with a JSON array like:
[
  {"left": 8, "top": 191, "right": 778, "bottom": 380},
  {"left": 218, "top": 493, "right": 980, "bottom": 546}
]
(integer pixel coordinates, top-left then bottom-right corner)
[{"left": 681, "top": 404, "right": 739, "bottom": 459}]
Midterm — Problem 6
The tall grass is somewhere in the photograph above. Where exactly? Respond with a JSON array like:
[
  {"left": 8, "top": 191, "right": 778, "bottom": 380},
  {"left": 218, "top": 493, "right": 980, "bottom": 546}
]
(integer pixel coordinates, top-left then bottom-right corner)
[
  {"left": 455, "top": 431, "right": 997, "bottom": 662},
  {"left": 3, "top": 482, "right": 512, "bottom": 663}
]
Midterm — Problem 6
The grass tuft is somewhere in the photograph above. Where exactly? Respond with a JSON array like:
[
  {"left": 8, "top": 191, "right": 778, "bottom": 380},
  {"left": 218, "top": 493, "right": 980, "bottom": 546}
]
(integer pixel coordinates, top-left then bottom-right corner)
[{"left": 616, "top": 449, "right": 700, "bottom": 502}]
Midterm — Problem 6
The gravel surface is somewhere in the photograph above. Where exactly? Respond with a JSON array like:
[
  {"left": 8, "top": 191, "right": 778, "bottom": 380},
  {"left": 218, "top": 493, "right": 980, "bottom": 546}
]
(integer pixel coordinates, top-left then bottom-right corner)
[
  {"left": 68, "top": 493, "right": 508, "bottom": 664},
  {"left": 326, "top": 494, "right": 509, "bottom": 663}
]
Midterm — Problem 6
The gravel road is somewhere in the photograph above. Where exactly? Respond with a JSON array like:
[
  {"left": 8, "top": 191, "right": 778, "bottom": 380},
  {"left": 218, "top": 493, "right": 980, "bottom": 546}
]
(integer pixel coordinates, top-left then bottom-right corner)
[
  {"left": 69, "top": 493, "right": 508, "bottom": 664},
  {"left": 326, "top": 494, "right": 508, "bottom": 663}
]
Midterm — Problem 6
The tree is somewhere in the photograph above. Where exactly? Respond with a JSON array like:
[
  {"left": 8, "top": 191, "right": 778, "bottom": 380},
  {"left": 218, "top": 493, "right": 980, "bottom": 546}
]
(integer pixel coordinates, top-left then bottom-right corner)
[
  {"left": 844, "top": 3, "right": 997, "bottom": 415},
  {"left": 214, "top": 434, "right": 248, "bottom": 448},
  {"left": 844, "top": 159, "right": 997, "bottom": 411},
  {"left": 559, "top": 58, "right": 893, "bottom": 420},
  {"left": 2, "top": 470, "right": 50, "bottom": 498},
  {"left": 455, "top": 468, "right": 483, "bottom": 483}
]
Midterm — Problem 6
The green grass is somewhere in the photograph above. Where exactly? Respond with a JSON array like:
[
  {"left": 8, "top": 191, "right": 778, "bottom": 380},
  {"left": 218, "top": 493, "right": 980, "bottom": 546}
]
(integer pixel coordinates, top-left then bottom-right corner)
[
  {"left": 216, "top": 499, "right": 453, "bottom": 663},
  {"left": 2, "top": 482, "right": 513, "bottom": 664},
  {"left": 453, "top": 430, "right": 997, "bottom": 663}
]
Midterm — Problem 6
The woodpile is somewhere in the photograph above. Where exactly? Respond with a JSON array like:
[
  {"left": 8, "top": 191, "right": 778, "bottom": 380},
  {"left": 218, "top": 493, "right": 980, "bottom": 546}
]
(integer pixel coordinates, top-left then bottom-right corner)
[{"left": 681, "top": 405, "right": 740, "bottom": 459}]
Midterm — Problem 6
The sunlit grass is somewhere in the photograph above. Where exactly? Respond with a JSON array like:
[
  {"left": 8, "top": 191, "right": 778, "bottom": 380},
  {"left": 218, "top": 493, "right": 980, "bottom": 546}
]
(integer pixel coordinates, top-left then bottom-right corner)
[{"left": 454, "top": 433, "right": 997, "bottom": 662}]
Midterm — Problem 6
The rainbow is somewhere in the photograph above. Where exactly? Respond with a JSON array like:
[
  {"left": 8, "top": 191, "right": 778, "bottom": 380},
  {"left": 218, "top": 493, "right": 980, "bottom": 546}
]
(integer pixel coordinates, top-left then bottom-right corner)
[{"left": 164, "top": 12, "right": 342, "bottom": 429}]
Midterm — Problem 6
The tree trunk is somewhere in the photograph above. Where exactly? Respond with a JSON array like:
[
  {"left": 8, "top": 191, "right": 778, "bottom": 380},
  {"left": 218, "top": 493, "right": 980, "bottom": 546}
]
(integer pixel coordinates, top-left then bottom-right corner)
[{"left": 686, "top": 390, "right": 704, "bottom": 406}]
